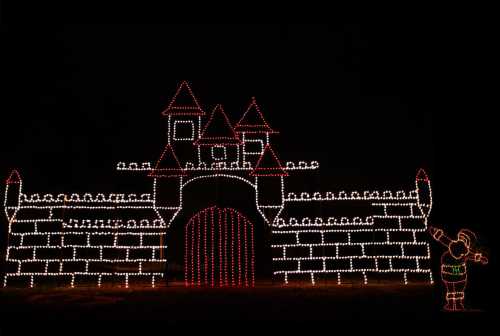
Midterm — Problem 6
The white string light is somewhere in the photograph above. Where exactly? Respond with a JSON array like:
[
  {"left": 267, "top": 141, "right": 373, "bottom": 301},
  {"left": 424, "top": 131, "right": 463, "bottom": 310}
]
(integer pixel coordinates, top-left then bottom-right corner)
[{"left": 2, "top": 80, "right": 434, "bottom": 288}]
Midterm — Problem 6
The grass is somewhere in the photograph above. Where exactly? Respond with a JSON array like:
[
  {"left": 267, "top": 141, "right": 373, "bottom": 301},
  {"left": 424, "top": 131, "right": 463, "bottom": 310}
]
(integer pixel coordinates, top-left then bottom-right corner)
[{"left": 0, "top": 282, "right": 491, "bottom": 323}]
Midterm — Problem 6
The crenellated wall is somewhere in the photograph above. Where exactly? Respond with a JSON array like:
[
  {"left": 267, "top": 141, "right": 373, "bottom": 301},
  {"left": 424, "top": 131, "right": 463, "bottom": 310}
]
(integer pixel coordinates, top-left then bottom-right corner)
[
  {"left": 271, "top": 191, "right": 433, "bottom": 285},
  {"left": 3, "top": 193, "right": 166, "bottom": 288}
]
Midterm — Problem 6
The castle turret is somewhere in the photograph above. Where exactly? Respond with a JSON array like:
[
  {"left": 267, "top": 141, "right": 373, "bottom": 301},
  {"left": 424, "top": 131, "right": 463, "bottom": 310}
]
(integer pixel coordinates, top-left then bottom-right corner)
[
  {"left": 162, "top": 80, "right": 205, "bottom": 167},
  {"left": 250, "top": 144, "right": 288, "bottom": 224},
  {"left": 4, "top": 169, "right": 22, "bottom": 221},
  {"left": 416, "top": 168, "right": 432, "bottom": 225},
  {"left": 194, "top": 104, "right": 242, "bottom": 168},
  {"left": 235, "top": 97, "right": 278, "bottom": 167},
  {"left": 149, "top": 143, "right": 186, "bottom": 225}
]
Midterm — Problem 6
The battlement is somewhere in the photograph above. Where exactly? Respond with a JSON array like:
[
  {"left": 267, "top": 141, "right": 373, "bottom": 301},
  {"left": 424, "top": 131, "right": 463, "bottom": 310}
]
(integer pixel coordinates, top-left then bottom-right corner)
[
  {"left": 116, "top": 160, "right": 320, "bottom": 172},
  {"left": 284, "top": 190, "right": 417, "bottom": 202},
  {"left": 19, "top": 193, "right": 153, "bottom": 204},
  {"left": 271, "top": 196, "right": 432, "bottom": 285},
  {"left": 3, "top": 206, "right": 166, "bottom": 288}
]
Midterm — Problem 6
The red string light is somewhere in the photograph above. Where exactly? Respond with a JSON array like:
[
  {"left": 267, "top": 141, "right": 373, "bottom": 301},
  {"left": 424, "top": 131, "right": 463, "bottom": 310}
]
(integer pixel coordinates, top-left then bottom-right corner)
[
  {"left": 193, "top": 104, "right": 242, "bottom": 146},
  {"left": 234, "top": 97, "right": 278, "bottom": 134},
  {"left": 211, "top": 207, "right": 215, "bottom": 287},
  {"left": 184, "top": 206, "right": 255, "bottom": 287},
  {"left": 237, "top": 209, "right": 242, "bottom": 286},
  {"left": 6, "top": 170, "right": 21, "bottom": 184},
  {"left": 224, "top": 208, "right": 228, "bottom": 286},
  {"left": 250, "top": 144, "right": 288, "bottom": 177},
  {"left": 161, "top": 80, "right": 205, "bottom": 116},
  {"left": 204, "top": 208, "right": 208, "bottom": 286},
  {"left": 148, "top": 143, "right": 187, "bottom": 178}
]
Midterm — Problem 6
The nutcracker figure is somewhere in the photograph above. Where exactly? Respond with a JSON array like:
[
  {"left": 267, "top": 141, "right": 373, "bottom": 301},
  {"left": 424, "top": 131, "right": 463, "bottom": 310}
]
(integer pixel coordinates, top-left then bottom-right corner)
[{"left": 429, "top": 226, "right": 488, "bottom": 311}]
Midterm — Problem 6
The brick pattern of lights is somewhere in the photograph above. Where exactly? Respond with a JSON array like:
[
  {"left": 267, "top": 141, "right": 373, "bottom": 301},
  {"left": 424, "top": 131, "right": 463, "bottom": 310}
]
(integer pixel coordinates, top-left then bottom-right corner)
[{"left": 3, "top": 81, "right": 433, "bottom": 288}]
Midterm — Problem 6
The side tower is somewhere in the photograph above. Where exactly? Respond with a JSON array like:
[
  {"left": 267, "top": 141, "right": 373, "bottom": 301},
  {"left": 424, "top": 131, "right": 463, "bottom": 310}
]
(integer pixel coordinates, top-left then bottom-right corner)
[
  {"left": 235, "top": 98, "right": 286, "bottom": 225},
  {"left": 4, "top": 170, "right": 22, "bottom": 223},
  {"left": 235, "top": 97, "right": 278, "bottom": 167},
  {"left": 162, "top": 80, "right": 205, "bottom": 166},
  {"left": 251, "top": 144, "right": 288, "bottom": 224},
  {"left": 151, "top": 81, "right": 205, "bottom": 225}
]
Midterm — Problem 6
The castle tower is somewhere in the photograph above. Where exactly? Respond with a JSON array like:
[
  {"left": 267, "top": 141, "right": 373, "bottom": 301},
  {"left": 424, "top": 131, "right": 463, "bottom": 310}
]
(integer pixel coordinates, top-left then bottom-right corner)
[
  {"left": 250, "top": 144, "right": 288, "bottom": 224},
  {"left": 194, "top": 104, "right": 242, "bottom": 168},
  {"left": 4, "top": 169, "right": 22, "bottom": 221},
  {"left": 234, "top": 97, "right": 278, "bottom": 168},
  {"left": 416, "top": 168, "right": 432, "bottom": 225},
  {"left": 162, "top": 80, "right": 205, "bottom": 167},
  {"left": 149, "top": 143, "right": 186, "bottom": 224}
]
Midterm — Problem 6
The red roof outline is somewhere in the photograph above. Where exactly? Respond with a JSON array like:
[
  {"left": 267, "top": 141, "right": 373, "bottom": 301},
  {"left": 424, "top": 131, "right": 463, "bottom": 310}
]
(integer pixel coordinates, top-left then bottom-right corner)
[
  {"left": 6, "top": 169, "right": 21, "bottom": 184},
  {"left": 194, "top": 104, "right": 242, "bottom": 146},
  {"left": 148, "top": 144, "right": 187, "bottom": 178},
  {"left": 161, "top": 80, "right": 205, "bottom": 116},
  {"left": 250, "top": 144, "right": 288, "bottom": 176},
  {"left": 416, "top": 168, "right": 429, "bottom": 182},
  {"left": 235, "top": 97, "right": 278, "bottom": 134}
]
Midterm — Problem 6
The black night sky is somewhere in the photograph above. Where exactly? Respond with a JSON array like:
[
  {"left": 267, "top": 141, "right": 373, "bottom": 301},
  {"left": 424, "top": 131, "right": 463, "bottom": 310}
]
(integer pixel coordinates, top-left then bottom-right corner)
[{"left": 0, "top": 22, "right": 495, "bottom": 322}]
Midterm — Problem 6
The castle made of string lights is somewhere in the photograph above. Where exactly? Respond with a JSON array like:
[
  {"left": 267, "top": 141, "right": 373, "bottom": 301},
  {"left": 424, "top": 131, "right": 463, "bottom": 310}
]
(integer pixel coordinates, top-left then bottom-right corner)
[{"left": 3, "top": 81, "right": 434, "bottom": 288}]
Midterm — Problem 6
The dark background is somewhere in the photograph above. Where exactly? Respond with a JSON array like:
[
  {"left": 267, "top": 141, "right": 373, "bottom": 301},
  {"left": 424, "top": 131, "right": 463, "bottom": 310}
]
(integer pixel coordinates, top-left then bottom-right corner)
[{"left": 0, "top": 23, "right": 494, "bottom": 316}]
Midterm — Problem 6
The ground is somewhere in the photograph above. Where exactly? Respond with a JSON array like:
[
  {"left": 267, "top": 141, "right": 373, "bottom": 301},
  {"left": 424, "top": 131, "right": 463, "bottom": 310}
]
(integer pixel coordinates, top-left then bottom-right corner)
[{"left": 0, "top": 283, "right": 492, "bottom": 324}]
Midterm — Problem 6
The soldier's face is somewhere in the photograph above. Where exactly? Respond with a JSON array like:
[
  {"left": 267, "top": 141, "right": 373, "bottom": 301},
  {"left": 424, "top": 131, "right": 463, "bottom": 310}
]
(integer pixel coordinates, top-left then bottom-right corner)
[{"left": 449, "top": 240, "right": 468, "bottom": 259}]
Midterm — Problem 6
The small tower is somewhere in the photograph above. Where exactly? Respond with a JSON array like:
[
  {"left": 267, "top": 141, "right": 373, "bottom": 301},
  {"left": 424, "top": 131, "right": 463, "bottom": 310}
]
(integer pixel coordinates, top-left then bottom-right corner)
[
  {"left": 149, "top": 143, "right": 186, "bottom": 224},
  {"left": 194, "top": 104, "right": 242, "bottom": 168},
  {"left": 162, "top": 80, "right": 205, "bottom": 167},
  {"left": 234, "top": 97, "right": 278, "bottom": 168},
  {"left": 415, "top": 168, "right": 432, "bottom": 225},
  {"left": 250, "top": 144, "right": 288, "bottom": 224},
  {"left": 4, "top": 169, "right": 22, "bottom": 222}
]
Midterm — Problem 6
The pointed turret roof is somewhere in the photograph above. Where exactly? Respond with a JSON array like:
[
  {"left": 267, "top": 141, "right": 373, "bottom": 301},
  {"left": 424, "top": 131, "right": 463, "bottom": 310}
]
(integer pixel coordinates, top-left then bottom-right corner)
[
  {"left": 148, "top": 144, "right": 187, "bottom": 178},
  {"left": 161, "top": 80, "right": 205, "bottom": 116},
  {"left": 250, "top": 144, "right": 288, "bottom": 176},
  {"left": 6, "top": 170, "right": 21, "bottom": 184},
  {"left": 416, "top": 168, "right": 429, "bottom": 182},
  {"left": 234, "top": 97, "right": 277, "bottom": 134},
  {"left": 194, "top": 104, "right": 241, "bottom": 146}
]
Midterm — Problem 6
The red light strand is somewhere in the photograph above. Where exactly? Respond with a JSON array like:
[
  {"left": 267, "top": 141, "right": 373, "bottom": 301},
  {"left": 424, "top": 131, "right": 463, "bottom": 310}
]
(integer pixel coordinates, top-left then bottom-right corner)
[
  {"left": 204, "top": 208, "right": 208, "bottom": 286},
  {"left": 184, "top": 207, "right": 255, "bottom": 287},
  {"left": 237, "top": 210, "right": 242, "bottom": 286},
  {"left": 244, "top": 213, "right": 249, "bottom": 287},
  {"left": 211, "top": 207, "right": 215, "bottom": 287}
]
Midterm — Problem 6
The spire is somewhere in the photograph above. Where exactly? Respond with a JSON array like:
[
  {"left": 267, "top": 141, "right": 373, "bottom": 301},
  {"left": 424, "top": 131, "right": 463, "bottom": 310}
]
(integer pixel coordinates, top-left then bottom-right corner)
[
  {"left": 250, "top": 144, "right": 288, "bottom": 176},
  {"left": 234, "top": 97, "right": 277, "bottom": 134},
  {"left": 161, "top": 80, "right": 205, "bottom": 116},
  {"left": 194, "top": 104, "right": 241, "bottom": 146},
  {"left": 6, "top": 170, "right": 21, "bottom": 184},
  {"left": 416, "top": 168, "right": 429, "bottom": 182},
  {"left": 148, "top": 144, "right": 187, "bottom": 178}
]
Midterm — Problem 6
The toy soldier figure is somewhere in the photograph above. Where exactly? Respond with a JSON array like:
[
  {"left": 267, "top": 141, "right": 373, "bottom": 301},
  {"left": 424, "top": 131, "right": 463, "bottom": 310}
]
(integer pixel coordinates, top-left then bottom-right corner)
[{"left": 429, "top": 227, "right": 488, "bottom": 311}]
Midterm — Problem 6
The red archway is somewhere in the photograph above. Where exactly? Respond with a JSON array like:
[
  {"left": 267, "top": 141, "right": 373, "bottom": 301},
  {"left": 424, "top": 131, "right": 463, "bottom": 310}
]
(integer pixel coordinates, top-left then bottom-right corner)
[{"left": 185, "top": 206, "right": 255, "bottom": 287}]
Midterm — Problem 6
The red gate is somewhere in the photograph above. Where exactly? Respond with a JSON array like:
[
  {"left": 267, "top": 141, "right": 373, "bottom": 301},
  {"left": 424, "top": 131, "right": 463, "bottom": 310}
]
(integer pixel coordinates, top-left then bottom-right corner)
[{"left": 185, "top": 206, "right": 255, "bottom": 287}]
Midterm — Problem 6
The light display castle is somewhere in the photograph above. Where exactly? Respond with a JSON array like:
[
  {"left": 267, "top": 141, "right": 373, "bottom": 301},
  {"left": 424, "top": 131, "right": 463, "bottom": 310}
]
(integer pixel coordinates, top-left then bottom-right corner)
[{"left": 3, "top": 81, "right": 434, "bottom": 288}]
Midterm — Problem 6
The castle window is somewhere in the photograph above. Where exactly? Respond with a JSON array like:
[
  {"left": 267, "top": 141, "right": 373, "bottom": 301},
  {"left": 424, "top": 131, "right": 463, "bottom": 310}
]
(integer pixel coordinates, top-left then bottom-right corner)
[
  {"left": 244, "top": 139, "right": 264, "bottom": 155},
  {"left": 211, "top": 145, "right": 227, "bottom": 161},
  {"left": 173, "top": 120, "right": 195, "bottom": 141}
]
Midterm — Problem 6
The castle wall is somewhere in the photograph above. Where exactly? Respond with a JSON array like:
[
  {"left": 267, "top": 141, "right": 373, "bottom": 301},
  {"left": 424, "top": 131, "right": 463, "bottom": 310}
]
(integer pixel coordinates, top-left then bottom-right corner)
[
  {"left": 3, "top": 187, "right": 433, "bottom": 287},
  {"left": 271, "top": 190, "right": 433, "bottom": 285},
  {"left": 4, "top": 193, "right": 166, "bottom": 288}
]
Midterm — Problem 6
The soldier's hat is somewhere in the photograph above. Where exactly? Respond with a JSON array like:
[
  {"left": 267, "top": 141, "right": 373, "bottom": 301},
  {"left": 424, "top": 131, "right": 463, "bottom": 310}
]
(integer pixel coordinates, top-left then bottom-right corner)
[{"left": 458, "top": 229, "right": 477, "bottom": 248}]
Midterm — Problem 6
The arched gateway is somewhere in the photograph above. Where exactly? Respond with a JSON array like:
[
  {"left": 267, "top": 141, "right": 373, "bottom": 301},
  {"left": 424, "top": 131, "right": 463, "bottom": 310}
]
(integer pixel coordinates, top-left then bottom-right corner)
[{"left": 185, "top": 206, "right": 255, "bottom": 287}]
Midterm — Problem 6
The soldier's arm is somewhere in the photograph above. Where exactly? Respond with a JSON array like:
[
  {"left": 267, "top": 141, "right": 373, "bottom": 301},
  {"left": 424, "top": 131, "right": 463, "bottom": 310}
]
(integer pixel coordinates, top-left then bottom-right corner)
[
  {"left": 466, "top": 249, "right": 488, "bottom": 264},
  {"left": 428, "top": 226, "right": 452, "bottom": 248}
]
